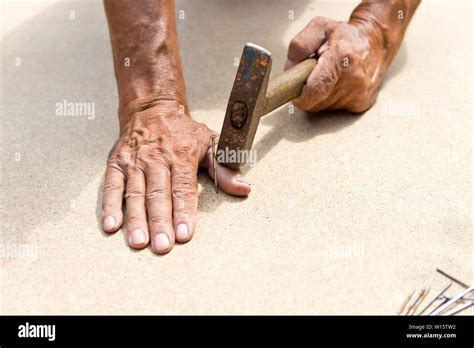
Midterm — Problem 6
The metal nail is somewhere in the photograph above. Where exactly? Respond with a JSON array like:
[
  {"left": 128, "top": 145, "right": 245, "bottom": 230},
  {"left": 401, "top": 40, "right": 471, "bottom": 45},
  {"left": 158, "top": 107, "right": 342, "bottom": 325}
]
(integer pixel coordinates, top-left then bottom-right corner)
[
  {"left": 430, "top": 286, "right": 474, "bottom": 315},
  {"left": 398, "top": 289, "right": 415, "bottom": 315},
  {"left": 210, "top": 135, "right": 218, "bottom": 193},
  {"left": 405, "top": 288, "right": 426, "bottom": 315},
  {"left": 442, "top": 302, "right": 474, "bottom": 316},
  {"left": 417, "top": 282, "right": 452, "bottom": 315},
  {"left": 410, "top": 287, "right": 430, "bottom": 315},
  {"left": 436, "top": 268, "right": 469, "bottom": 289},
  {"left": 427, "top": 297, "right": 449, "bottom": 315}
]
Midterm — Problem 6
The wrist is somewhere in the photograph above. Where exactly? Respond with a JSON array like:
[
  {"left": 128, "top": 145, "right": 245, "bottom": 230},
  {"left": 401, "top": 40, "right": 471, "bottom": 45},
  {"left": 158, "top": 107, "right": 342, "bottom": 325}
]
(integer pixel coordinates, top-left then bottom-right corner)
[
  {"left": 349, "top": 0, "right": 417, "bottom": 69},
  {"left": 112, "top": 28, "right": 187, "bottom": 118},
  {"left": 350, "top": 11, "right": 389, "bottom": 63},
  {"left": 117, "top": 83, "right": 187, "bottom": 109},
  {"left": 118, "top": 98, "right": 189, "bottom": 132},
  {"left": 116, "top": 62, "right": 187, "bottom": 117}
]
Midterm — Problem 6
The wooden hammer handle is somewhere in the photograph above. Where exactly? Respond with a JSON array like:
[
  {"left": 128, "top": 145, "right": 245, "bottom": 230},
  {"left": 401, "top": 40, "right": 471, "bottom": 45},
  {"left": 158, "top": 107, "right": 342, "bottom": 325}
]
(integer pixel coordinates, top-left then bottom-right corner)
[{"left": 264, "top": 58, "right": 317, "bottom": 115}]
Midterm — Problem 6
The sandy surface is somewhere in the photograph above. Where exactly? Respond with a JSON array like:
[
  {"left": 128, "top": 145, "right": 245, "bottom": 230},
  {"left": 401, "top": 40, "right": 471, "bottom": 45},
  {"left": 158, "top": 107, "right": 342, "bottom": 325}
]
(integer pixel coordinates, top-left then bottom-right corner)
[{"left": 1, "top": 0, "right": 472, "bottom": 314}]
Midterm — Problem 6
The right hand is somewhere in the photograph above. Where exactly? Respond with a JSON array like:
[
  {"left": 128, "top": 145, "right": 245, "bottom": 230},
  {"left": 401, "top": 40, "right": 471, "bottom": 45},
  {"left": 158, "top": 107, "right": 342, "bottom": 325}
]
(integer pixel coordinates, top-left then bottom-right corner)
[{"left": 285, "top": 16, "right": 388, "bottom": 113}]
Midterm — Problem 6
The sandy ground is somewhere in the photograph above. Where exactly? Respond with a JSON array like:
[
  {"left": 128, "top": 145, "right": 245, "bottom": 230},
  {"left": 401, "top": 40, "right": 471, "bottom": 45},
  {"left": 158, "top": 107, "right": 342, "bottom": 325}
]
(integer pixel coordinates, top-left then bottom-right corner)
[{"left": 0, "top": 0, "right": 472, "bottom": 314}]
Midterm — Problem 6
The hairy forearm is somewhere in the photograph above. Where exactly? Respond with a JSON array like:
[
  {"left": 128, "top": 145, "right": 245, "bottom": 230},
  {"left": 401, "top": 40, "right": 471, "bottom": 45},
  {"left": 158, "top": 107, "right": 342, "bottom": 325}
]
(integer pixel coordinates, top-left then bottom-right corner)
[
  {"left": 350, "top": 0, "right": 421, "bottom": 68},
  {"left": 104, "top": 0, "right": 186, "bottom": 120}
]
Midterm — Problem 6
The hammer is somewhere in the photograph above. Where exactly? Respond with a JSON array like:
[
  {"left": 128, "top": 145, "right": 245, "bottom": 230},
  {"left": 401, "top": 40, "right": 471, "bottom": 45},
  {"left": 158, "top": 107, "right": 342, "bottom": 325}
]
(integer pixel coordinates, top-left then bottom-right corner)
[{"left": 217, "top": 42, "right": 316, "bottom": 169}]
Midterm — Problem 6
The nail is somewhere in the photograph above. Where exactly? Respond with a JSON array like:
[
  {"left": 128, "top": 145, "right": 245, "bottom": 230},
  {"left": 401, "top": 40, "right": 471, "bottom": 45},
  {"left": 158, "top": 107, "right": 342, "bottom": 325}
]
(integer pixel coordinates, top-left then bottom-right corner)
[
  {"left": 130, "top": 229, "right": 146, "bottom": 246},
  {"left": 176, "top": 224, "right": 189, "bottom": 240},
  {"left": 430, "top": 286, "right": 474, "bottom": 316},
  {"left": 436, "top": 268, "right": 469, "bottom": 289},
  {"left": 235, "top": 177, "right": 251, "bottom": 186},
  {"left": 103, "top": 216, "right": 116, "bottom": 231},
  {"left": 154, "top": 233, "right": 170, "bottom": 252},
  {"left": 284, "top": 59, "right": 296, "bottom": 70},
  {"left": 398, "top": 289, "right": 415, "bottom": 315}
]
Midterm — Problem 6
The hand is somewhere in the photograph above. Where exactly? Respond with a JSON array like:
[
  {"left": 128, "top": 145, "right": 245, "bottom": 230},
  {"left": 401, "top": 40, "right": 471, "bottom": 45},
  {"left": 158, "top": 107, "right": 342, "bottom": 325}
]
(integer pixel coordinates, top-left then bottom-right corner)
[
  {"left": 285, "top": 16, "right": 387, "bottom": 113},
  {"left": 101, "top": 100, "right": 251, "bottom": 254}
]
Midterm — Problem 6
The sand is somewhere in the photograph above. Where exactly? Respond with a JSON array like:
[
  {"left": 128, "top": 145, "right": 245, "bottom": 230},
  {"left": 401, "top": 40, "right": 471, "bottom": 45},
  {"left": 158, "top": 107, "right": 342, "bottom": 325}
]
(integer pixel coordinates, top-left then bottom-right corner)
[{"left": 0, "top": 0, "right": 472, "bottom": 314}]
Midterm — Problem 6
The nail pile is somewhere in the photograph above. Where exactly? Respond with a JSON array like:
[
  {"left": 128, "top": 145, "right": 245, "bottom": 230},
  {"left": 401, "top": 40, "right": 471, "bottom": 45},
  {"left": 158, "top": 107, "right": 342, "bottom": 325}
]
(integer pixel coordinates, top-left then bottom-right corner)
[{"left": 398, "top": 269, "right": 473, "bottom": 316}]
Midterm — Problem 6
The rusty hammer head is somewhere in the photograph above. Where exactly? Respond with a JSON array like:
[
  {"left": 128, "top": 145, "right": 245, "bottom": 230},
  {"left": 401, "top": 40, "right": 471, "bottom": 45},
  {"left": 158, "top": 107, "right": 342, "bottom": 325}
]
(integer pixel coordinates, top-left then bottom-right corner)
[{"left": 217, "top": 43, "right": 272, "bottom": 169}]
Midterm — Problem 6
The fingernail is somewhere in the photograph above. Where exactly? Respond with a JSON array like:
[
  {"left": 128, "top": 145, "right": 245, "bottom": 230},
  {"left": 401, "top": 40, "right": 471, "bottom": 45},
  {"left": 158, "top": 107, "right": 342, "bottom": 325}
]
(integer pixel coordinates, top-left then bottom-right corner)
[
  {"left": 284, "top": 59, "right": 295, "bottom": 70},
  {"left": 130, "top": 229, "right": 146, "bottom": 246},
  {"left": 103, "top": 216, "right": 115, "bottom": 230},
  {"left": 235, "top": 177, "right": 251, "bottom": 186},
  {"left": 318, "top": 42, "right": 329, "bottom": 55},
  {"left": 154, "top": 233, "right": 170, "bottom": 252},
  {"left": 176, "top": 224, "right": 189, "bottom": 240}
]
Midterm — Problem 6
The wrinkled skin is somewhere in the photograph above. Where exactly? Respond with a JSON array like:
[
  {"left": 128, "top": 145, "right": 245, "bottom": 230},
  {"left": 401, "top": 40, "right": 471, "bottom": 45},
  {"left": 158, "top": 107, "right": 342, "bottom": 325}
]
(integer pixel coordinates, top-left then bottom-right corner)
[
  {"left": 285, "top": 0, "right": 420, "bottom": 113},
  {"left": 103, "top": 0, "right": 250, "bottom": 255},
  {"left": 102, "top": 0, "right": 419, "bottom": 255},
  {"left": 285, "top": 18, "right": 384, "bottom": 113},
  {"left": 102, "top": 101, "right": 250, "bottom": 254}
]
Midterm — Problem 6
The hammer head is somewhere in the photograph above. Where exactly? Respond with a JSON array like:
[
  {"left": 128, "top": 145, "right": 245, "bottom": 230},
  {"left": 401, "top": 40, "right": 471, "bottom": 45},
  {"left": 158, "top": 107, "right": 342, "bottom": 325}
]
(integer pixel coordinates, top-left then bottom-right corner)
[{"left": 217, "top": 43, "right": 272, "bottom": 169}]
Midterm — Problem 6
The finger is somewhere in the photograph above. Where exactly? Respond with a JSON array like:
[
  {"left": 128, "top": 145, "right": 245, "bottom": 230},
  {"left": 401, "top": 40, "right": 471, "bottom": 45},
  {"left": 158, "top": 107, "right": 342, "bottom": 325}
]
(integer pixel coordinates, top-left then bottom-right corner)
[
  {"left": 102, "top": 165, "right": 125, "bottom": 233},
  {"left": 202, "top": 148, "right": 251, "bottom": 197},
  {"left": 293, "top": 47, "right": 341, "bottom": 111},
  {"left": 145, "top": 165, "right": 174, "bottom": 254},
  {"left": 171, "top": 162, "right": 199, "bottom": 243},
  {"left": 285, "top": 16, "right": 335, "bottom": 70},
  {"left": 125, "top": 169, "right": 149, "bottom": 249}
]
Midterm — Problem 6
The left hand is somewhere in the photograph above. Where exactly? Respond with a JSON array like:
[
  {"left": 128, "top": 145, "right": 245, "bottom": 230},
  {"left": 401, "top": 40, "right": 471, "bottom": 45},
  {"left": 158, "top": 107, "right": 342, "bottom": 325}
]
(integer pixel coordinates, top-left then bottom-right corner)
[{"left": 102, "top": 101, "right": 251, "bottom": 254}]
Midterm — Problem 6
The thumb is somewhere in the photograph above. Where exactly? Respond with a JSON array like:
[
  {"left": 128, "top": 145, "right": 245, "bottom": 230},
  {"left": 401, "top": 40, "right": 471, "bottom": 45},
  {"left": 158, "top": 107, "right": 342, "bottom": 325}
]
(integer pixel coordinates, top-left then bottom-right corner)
[{"left": 200, "top": 135, "right": 251, "bottom": 196}]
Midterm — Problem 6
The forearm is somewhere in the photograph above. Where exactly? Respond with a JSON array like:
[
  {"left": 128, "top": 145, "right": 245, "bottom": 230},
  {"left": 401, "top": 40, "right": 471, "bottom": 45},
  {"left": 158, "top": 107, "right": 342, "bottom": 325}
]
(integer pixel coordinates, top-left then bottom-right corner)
[
  {"left": 104, "top": 0, "right": 186, "bottom": 122},
  {"left": 349, "top": 0, "right": 420, "bottom": 68}
]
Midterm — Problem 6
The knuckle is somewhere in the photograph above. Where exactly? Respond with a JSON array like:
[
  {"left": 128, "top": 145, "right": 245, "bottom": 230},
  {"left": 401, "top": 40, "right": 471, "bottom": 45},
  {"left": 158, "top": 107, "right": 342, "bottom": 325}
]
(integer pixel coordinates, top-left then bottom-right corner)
[
  {"left": 144, "top": 146, "right": 171, "bottom": 165},
  {"left": 146, "top": 187, "right": 168, "bottom": 201},
  {"left": 336, "top": 45, "right": 351, "bottom": 59},
  {"left": 351, "top": 70, "right": 367, "bottom": 83},
  {"left": 308, "top": 80, "right": 331, "bottom": 99},
  {"left": 126, "top": 215, "right": 142, "bottom": 225},
  {"left": 309, "top": 63, "right": 339, "bottom": 99},
  {"left": 149, "top": 215, "right": 171, "bottom": 226},
  {"left": 107, "top": 157, "right": 122, "bottom": 170},
  {"left": 172, "top": 184, "right": 197, "bottom": 200},
  {"left": 125, "top": 187, "right": 145, "bottom": 200},
  {"left": 310, "top": 16, "right": 326, "bottom": 25},
  {"left": 109, "top": 150, "right": 134, "bottom": 170},
  {"left": 328, "top": 42, "right": 344, "bottom": 59},
  {"left": 172, "top": 173, "right": 197, "bottom": 199},
  {"left": 103, "top": 181, "right": 123, "bottom": 193},
  {"left": 321, "top": 49, "right": 339, "bottom": 68},
  {"left": 173, "top": 203, "right": 190, "bottom": 217},
  {"left": 102, "top": 201, "right": 116, "bottom": 211},
  {"left": 173, "top": 142, "right": 193, "bottom": 156}
]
